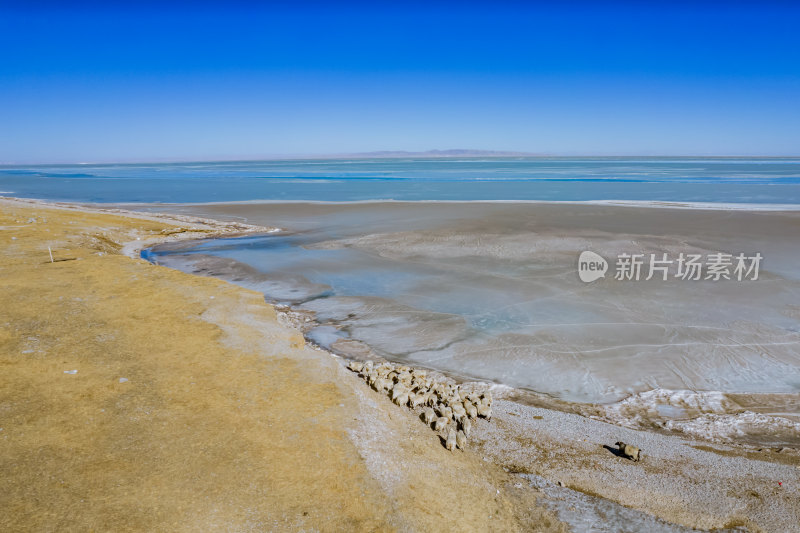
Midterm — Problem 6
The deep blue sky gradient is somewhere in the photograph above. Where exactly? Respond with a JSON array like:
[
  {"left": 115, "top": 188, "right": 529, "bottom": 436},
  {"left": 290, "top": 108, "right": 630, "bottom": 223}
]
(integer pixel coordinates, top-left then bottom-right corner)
[{"left": 1, "top": 1, "right": 799, "bottom": 162}]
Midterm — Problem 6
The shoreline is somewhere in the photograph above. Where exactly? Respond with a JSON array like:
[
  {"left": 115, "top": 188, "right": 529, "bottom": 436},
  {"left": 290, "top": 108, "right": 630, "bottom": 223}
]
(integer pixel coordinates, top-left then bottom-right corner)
[
  {"left": 3, "top": 196, "right": 800, "bottom": 531},
  {"left": 138, "top": 201, "right": 800, "bottom": 529},
  {"left": 2, "top": 196, "right": 558, "bottom": 531},
  {"left": 7, "top": 194, "right": 800, "bottom": 213},
  {"left": 142, "top": 201, "right": 800, "bottom": 450},
  {"left": 145, "top": 244, "right": 800, "bottom": 449},
  {"left": 99, "top": 198, "right": 800, "bottom": 212},
  {"left": 0, "top": 195, "right": 282, "bottom": 258}
]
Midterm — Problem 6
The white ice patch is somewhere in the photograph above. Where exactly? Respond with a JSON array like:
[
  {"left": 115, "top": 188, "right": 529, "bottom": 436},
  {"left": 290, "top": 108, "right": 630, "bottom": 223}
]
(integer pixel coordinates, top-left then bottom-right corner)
[
  {"left": 665, "top": 411, "right": 800, "bottom": 443},
  {"left": 598, "top": 388, "right": 800, "bottom": 444},
  {"left": 487, "top": 383, "right": 515, "bottom": 399},
  {"left": 601, "top": 388, "right": 737, "bottom": 427}
]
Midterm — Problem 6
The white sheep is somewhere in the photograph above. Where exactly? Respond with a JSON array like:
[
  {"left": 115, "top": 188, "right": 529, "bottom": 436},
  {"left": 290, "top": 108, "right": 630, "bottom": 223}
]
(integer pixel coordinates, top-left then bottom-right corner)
[
  {"left": 393, "top": 391, "right": 409, "bottom": 406},
  {"left": 391, "top": 385, "right": 408, "bottom": 402},
  {"left": 456, "top": 430, "right": 467, "bottom": 450},
  {"left": 410, "top": 393, "right": 425, "bottom": 409},
  {"left": 436, "top": 404, "right": 453, "bottom": 420},
  {"left": 351, "top": 360, "right": 497, "bottom": 438},
  {"left": 445, "top": 429, "right": 457, "bottom": 451},
  {"left": 459, "top": 416, "right": 472, "bottom": 438},
  {"left": 425, "top": 393, "right": 437, "bottom": 407},
  {"left": 464, "top": 402, "right": 478, "bottom": 419},
  {"left": 409, "top": 392, "right": 425, "bottom": 408}
]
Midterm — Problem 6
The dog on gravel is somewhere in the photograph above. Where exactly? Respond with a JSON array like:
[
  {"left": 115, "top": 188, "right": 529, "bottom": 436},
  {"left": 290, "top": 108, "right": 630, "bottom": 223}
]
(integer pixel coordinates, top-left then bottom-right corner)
[{"left": 615, "top": 441, "right": 642, "bottom": 461}]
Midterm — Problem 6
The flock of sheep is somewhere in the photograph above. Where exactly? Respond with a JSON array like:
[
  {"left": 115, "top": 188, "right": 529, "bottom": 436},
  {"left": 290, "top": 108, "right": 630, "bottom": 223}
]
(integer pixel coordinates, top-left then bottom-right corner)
[{"left": 347, "top": 359, "right": 493, "bottom": 451}]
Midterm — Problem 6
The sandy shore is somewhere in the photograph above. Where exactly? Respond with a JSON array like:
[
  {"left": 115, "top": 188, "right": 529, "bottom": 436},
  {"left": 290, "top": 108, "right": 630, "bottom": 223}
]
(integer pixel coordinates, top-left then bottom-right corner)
[{"left": 2, "top": 197, "right": 799, "bottom": 532}]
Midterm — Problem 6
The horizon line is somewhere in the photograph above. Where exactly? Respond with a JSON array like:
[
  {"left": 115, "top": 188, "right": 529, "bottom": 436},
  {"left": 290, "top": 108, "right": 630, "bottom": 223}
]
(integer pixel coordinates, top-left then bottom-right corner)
[{"left": 3, "top": 151, "right": 800, "bottom": 166}]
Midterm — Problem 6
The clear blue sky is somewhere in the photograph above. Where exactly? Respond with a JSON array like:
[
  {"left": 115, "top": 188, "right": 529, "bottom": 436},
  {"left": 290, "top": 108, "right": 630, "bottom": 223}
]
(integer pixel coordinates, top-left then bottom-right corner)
[{"left": 1, "top": 1, "right": 799, "bottom": 163}]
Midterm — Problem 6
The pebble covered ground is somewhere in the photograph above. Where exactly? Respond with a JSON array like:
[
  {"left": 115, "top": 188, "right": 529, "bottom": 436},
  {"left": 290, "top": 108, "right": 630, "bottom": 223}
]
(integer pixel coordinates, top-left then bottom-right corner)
[{"left": 345, "top": 356, "right": 800, "bottom": 531}]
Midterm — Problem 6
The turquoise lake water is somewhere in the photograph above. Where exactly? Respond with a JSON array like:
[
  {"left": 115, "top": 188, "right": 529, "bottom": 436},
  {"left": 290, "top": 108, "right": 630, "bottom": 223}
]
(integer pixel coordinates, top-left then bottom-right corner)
[{"left": 2, "top": 157, "right": 800, "bottom": 204}]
